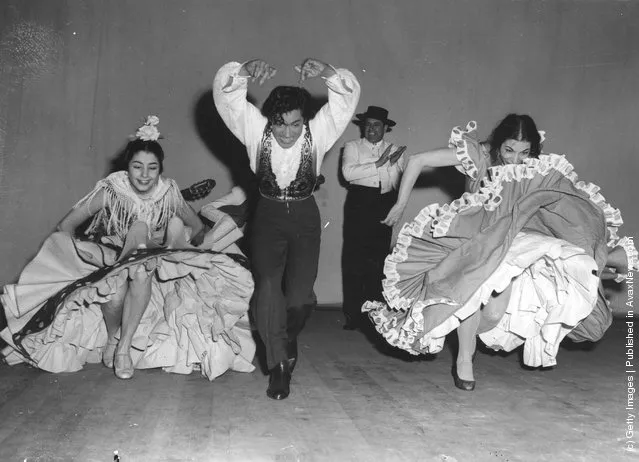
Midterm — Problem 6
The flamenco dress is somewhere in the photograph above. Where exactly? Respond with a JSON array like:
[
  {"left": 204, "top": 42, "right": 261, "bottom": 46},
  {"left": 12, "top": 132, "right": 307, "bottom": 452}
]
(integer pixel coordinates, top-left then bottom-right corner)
[
  {"left": 364, "top": 122, "right": 638, "bottom": 367},
  {"left": 0, "top": 171, "right": 256, "bottom": 380}
]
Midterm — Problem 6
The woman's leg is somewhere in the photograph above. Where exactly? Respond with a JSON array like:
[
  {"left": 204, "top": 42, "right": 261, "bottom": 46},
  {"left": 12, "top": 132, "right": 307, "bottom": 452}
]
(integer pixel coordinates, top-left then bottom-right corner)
[
  {"left": 100, "top": 279, "right": 128, "bottom": 368},
  {"left": 119, "top": 221, "right": 150, "bottom": 260},
  {"left": 457, "top": 285, "right": 513, "bottom": 382},
  {"left": 165, "top": 216, "right": 193, "bottom": 249},
  {"left": 456, "top": 310, "right": 480, "bottom": 382},
  {"left": 112, "top": 222, "right": 158, "bottom": 379},
  {"left": 113, "top": 262, "right": 154, "bottom": 379}
]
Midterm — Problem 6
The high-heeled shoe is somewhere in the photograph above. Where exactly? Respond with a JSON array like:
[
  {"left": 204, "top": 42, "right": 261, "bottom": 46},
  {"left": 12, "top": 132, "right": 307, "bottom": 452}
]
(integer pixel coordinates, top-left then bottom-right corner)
[
  {"left": 452, "top": 364, "right": 476, "bottom": 391},
  {"left": 114, "top": 353, "right": 134, "bottom": 380},
  {"left": 102, "top": 338, "right": 118, "bottom": 369}
]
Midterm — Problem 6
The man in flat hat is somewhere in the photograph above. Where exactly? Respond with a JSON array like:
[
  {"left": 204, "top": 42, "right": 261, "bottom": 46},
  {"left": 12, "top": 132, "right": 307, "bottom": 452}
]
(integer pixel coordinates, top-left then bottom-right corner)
[{"left": 341, "top": 105, "right": 407, "bottom": 330}]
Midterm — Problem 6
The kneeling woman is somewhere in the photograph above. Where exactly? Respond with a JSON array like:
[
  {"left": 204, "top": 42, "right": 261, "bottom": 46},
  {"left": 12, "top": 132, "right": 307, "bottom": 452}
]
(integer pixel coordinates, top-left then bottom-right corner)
[
  {"left": 365, "top": 114, "right": 637, "bottom": 391},
  {"left": 0, "top": 116, "right": 255, "bottom": 380}
]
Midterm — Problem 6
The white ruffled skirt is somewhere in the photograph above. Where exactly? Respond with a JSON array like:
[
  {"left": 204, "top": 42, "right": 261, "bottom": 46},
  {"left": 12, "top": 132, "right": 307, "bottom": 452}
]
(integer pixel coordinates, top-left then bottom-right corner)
[{"left": 1, "top": 230, "right": 255, "bottom": 380}]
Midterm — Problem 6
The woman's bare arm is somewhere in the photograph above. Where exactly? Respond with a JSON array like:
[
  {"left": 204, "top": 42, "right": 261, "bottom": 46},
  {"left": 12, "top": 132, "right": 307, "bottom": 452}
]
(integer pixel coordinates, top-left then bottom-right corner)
[
  {"left": 57, "top": 190, "right": 105, "bottom": 235},
  {"left": 179, "top": 204, "right": 204, "bottom": 244},
  {"left": 382, "top": 147, "right": 460, "bottom": 226}
]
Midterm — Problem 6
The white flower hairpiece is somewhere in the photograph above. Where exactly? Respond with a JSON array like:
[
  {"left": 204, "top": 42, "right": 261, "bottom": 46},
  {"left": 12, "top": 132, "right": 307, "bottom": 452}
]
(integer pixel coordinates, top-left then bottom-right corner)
[
  {"left": 538, "top": 130, "right": 546, "bottom": 143},
  {"left": 135, "top": 115, "right": 161, "bottom": 141}
]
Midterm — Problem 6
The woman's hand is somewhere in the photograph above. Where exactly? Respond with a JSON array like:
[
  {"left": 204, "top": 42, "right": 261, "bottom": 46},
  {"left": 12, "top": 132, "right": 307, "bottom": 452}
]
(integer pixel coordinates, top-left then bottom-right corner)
[
  {"left": 600, "top": 267, "right": 620, "bottom": 280},
  {"left": 607, "top": 245, "right": 629, "bottom": 275},
  {"left": 381, "top": 201, "right": 407, "bottom": 227},
  {"left": 295, "top": 58, "right": 335, "bottom": 83},
  {"left": 240, "top": 59, "right": 277, "bottom": 85}
]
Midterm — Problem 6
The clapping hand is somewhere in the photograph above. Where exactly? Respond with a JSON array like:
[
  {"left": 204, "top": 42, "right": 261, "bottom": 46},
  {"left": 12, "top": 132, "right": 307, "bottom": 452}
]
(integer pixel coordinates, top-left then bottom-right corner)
[
  {"left": 376, "top": 145, "right": 407, "bottom": 168},
  {"left": 375, "top": 145, "right": 393, "bottom": 168},
  {"left": 389, "top": 146, "right": 407, "bottom": 166},
  {"left": 240, "top": 59, "right": 277, "bottom": 85}
]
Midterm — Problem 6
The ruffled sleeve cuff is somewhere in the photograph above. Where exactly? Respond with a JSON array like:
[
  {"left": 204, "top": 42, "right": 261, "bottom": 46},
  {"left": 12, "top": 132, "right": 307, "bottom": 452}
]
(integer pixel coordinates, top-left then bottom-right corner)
[
  {"left": 323, "top": 67, "right": 359, "bottom": 96},
  {"left": 448, "top": 121, "right": 482, "bottom": 180},
  {"left": 215, "top": 61, "right": 249, "bottom": 94}
]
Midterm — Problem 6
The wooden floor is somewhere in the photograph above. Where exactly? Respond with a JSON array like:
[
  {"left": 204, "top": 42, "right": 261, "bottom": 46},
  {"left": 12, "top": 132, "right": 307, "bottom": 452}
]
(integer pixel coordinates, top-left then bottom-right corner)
[{"left": 0, "top": 309, "right": 636, "bottom": 462}]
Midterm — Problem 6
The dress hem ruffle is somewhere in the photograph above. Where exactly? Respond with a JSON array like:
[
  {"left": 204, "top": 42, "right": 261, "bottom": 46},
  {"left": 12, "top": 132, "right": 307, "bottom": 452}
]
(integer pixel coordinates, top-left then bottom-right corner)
[
  {"left": 364, "top": 233, "right": 600, "bottom": 365},
  {"left": 1, "top": 234, "right": 255, "bottom": 381},
  {"left": 383, "top": 142, "right": 633, "bottom": 313}
]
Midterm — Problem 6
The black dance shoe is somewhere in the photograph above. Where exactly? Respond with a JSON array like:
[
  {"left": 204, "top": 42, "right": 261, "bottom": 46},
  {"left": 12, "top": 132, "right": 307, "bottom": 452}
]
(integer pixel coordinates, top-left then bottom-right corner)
[
  {"left": 267, "top": 361, "right": 291, "bottom": 400},
  {"left": 287, "top": 338, "right": 298, "bottom": 372},
  {"left": 452, "top": 364, "right": 476, "bottom": 391}
]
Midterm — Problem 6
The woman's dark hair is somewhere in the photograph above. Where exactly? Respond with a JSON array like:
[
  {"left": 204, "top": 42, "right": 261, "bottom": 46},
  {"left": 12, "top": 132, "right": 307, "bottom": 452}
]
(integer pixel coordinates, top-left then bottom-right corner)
[
  {"left": 262, "top": 86, "right": 313, "bottom": 125},
  {"left": 123, "top": 139, "right": 165, "bottom": 173},
  {"left": 487, "top": 114, "right": 542, "bottom": 165}
]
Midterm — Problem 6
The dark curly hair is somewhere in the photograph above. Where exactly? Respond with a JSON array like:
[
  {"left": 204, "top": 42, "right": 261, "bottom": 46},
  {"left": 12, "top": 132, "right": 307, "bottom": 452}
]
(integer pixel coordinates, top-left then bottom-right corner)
[
  {"left": 487, "top": 114, "right": 542, "bottom": 166},
  {"left": 262, "top": 86, "right": 313, "bottom": 125},
  {"left": 123, "top": 139, "right": 165, "bottom": 173}
]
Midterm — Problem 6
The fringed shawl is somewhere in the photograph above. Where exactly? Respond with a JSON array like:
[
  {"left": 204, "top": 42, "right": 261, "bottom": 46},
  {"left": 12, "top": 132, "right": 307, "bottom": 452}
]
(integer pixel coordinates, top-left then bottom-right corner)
[{"left": 73, "top": 171, "right": 188, "bottom": 243}]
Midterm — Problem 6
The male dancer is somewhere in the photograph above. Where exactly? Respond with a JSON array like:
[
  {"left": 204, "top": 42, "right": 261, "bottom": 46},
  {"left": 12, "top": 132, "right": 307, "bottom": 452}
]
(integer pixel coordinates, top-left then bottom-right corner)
[{"left": 213, "top": 57, "right": 360, "bottom": 399}]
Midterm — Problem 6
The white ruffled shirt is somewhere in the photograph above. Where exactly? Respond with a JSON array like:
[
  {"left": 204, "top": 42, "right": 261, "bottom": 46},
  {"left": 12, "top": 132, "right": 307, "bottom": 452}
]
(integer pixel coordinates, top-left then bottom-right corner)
[{"left": 213, "top": 62, "right": 361, "bottom": 189}]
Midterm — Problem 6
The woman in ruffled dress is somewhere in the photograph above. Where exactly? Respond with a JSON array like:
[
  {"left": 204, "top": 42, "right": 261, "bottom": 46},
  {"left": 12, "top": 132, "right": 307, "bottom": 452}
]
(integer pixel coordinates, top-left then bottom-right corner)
[
  {"left": 364, "top": 114, "right": 637, "bottom": 391},
  {"left": 0, "top": 116, "right": 256, "bottom": 380}
]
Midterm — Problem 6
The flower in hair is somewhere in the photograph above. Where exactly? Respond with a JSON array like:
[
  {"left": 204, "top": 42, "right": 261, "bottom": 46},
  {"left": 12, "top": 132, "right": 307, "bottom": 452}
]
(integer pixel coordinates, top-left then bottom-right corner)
[
  {"left": 538, "top": 130, "right": 546, "bottom": 143},
  {"left": 135, "top": 115, "right": 161, "bottom": 141}
]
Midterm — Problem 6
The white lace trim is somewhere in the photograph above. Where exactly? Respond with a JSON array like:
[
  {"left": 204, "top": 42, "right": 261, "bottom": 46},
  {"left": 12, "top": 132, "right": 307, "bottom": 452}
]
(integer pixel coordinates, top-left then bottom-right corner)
[
  {"left": 382, "top": 151, "right": 630, "bottom": 312},
  {"left": 449, "top": 121, "right": 479, "bottom": 180},
  {"left": 365, "top": 233, "right": 599, "bottom": 357}
]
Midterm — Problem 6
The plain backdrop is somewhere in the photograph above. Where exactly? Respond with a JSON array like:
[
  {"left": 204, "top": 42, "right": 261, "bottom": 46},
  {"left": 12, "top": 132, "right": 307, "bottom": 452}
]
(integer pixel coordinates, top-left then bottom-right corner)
[{"left": 0, "top": 0, "right": 636, "bottom": 312}]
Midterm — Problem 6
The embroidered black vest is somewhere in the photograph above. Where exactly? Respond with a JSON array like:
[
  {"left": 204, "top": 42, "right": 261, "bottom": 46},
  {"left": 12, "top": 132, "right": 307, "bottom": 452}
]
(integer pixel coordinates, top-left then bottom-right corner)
[{"left": 256, "top": 123, "right": 318, "bottom": 201}]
